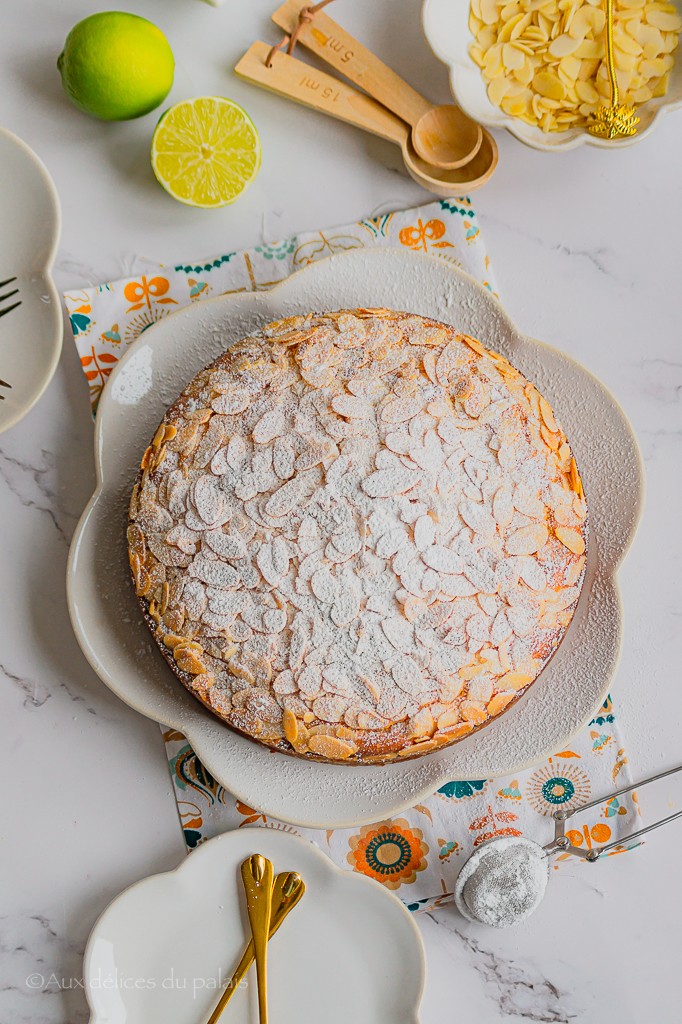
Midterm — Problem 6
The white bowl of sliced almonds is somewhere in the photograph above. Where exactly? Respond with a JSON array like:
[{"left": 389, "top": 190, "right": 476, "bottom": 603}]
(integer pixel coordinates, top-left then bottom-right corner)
[{"left": 423, "top": 0, "right": 681, "bottom": 147}]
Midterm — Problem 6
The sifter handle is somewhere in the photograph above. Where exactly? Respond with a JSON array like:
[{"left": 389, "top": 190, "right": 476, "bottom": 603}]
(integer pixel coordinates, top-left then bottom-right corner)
[{"left": 548, "top": 761, "right": 682, "bottom": 861}]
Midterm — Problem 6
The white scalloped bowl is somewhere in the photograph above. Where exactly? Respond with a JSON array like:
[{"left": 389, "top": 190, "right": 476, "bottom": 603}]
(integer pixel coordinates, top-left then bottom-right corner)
[{"left": 422, "top": 0, "right": 682, "bottom": 150}]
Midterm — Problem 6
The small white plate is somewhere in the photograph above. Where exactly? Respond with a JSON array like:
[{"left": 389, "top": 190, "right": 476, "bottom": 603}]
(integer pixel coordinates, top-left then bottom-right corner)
[
  {"left": 422, "top": 0, "right": 682, "bottom": 151},
  {"left": 0, "top": 127, "right": 62, "bottom": 434},
  {"left": 84, "top": 828, "right": 425, "bottom": 1024},
  {"left": 67, "top": 248, "right": 643, "bottom": 828}
]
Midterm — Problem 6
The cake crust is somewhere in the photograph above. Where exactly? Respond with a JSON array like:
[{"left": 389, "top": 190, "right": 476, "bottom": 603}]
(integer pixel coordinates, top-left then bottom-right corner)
[{"left": 127, "top": 309, "right": 587, "bottom": 765}]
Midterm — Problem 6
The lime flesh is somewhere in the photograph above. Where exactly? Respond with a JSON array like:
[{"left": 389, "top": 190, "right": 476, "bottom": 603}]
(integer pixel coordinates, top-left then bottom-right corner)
[{"left": 151, "top": 97, "right": 261, "bottom": 208}]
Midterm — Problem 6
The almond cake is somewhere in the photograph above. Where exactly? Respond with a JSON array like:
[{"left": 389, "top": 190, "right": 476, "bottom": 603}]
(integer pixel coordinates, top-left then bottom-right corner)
[{"left": 127, "top": 308, "right": 587, "bottom": 765}]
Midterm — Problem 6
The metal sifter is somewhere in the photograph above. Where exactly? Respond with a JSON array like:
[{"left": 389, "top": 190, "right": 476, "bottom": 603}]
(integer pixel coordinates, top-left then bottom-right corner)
[{"left": 454, "top": 763, "right": 682, "bottom": 928}]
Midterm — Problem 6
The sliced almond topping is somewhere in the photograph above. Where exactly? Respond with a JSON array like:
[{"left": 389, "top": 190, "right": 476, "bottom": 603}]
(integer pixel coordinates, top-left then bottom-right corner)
[
  {"left": 331, "top": 394, "right": 372, "bottom": 419},
  {"left": 174, "top": 646, "right": 208, "bottom": 675},
  {"left": 252, "top": 409, "right": 286, "bottom": 444},
  {"left": 403, "top": 597, "right": 427, "bottom": 622},
  {"left": 568, "top": 457, "right": 582, "bottom": 496},
  {"left": 505, "top": 523, "right": 550, "bottom": 556},
  {"left": 460, "top": 700, "right": 488, "bottom": 724},
  {"left": 307, "top": 735, "right": 356, "bottom": 759},
  {"left": 422, "top": 351, "right": 438, "bottom": 384},
  {"left": 211, "top": 390, "right": 252, "bottom": 416},
  {"left": 496, "top": 671, "right": 533, "bottom": 691},
  {"left": 283, "top": 707, "right": 299, "bottom": 744},
  {"left": 381, "top": 392, "right": 426, "bottom": 424},
  {"left": 539, "top": 396, "right": 558, "bottom": 432},
  {"left": 436, "top": 708, "right": 460, "bottom": 730},
  {"left": 422, "top": 545, "right": 464, "bottom": 575},
  {"left": 437, "top": 721, "right": 474, "bottom": 739},
  {"left": 436, "top": 342, "right": 464, "bottom": 387},
  {"left": 486, "top": 692, "right": 515, "bottom": 716},
  {"left": 555, "top": 526, "right": 585, "bottom": 555}
]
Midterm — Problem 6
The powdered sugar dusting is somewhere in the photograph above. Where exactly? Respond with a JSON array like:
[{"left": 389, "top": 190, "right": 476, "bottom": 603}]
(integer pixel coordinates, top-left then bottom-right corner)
[{"left": 127, "top": 307, "right": 587, "bottom": 765}]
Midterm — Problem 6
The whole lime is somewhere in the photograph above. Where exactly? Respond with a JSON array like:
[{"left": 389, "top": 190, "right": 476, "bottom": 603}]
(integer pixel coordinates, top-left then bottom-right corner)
[{"left": 57, "top": 11, "right": 174, "bottom": 121}]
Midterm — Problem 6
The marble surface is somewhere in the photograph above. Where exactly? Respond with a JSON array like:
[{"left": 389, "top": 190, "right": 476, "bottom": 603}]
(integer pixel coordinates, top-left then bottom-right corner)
[{"left": 0, "top": 1, "right": 680, "bottom": 1021}]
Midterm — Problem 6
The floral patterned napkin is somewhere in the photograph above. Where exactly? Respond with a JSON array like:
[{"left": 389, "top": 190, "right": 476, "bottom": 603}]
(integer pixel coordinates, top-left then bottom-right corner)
[
  {"left": 163, "top": 696, "right": 640, "bottom": 912},
  {"left": 64, "top": 198, "right": 492, "bottom": 416},
  {"left": 65, "top": 199, "right": 640, "bottom": 911}
]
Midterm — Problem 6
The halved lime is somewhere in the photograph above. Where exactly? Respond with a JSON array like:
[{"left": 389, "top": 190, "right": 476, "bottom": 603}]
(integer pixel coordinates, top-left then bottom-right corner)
[{"left": 151, "top": 97, "right": 261, "bottom": 208}]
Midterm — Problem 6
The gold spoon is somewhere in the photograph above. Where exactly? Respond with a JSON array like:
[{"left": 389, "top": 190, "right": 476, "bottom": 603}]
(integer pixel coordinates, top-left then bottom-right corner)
[
  {"left": 240, "top": 856, "right": 274, "bottom": 1024},
  {"left": 272, "top": 0, "right": 483, "bottom": 169},
  {"left": 588, "top": 0, "right": 639, "bottom": 138},
  {"left": 205, "top": 871, "right": 305, "bottom": 1024}
]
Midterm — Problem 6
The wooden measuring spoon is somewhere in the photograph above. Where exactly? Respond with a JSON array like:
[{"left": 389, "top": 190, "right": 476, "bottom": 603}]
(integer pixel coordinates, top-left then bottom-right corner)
[
  {"left": 235, "top": 43, "right": 497, "bottom": 195},
  {"left": 272, "top": 0, "right": 482, "bottom": 170}
]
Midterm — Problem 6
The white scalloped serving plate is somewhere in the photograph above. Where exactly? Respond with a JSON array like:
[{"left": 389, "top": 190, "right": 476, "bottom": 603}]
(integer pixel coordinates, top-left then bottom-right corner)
[
  {"left": 84, "top": 828, "right": 425, "bottom": 1024},
  {"left": 0, "top": 127, "right": 62, "bottom": 433},
  {"left": 67, "top": 248, "right": 643, "bottom": 828},
  {"left": 422, "top": 0, "right": 682, "bottom": 150}
]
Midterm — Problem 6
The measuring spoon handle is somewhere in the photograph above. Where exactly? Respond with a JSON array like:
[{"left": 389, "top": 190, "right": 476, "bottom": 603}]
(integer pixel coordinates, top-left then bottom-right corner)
[
  {"left": 235, "top": 42, "right": 409, "bottom": 146},
  {"left": 271, "top": 0, "right": 432, "bottom": 126}
]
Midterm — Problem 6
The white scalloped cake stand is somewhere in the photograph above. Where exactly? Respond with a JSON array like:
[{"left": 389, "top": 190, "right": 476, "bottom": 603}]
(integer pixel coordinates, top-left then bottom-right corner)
[
  {"left": 84, "top": 829, "right": 425, "bottom": 1024},
  {"left": 67, "top": 248, "right": 643, "bottom": 828}
]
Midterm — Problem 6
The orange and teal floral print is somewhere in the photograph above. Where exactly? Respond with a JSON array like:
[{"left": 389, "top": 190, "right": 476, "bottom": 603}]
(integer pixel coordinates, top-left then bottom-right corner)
[
  {"left": 566, "top": 821, "right": 612, "bottom": 851},
  {"left": 468, "top": 805, "right": 523, "bottom": 846},
  {"left": 169, "top": 743, "right": 227, "bottom": 808},
  {"left": 68, "top": 302, "right": 92, "bottom": 336},
  {"left": 347, "top": 819, "right": 428, "bottom": 890},
  {"left": 605, "top": 796, "right": 629, "bottom": 818},
  {"left": 590, "top": 695, "right": 615, "bottom": 726},
  {"left": 178, "top": 800, "right": 204, "bottom": 849},
  {"left": 498, "top": 779, "right": 522, "bottom": 800},
  {"left": 293, "top": 231, "right": 365, "bottom": 267},
  {"left": 123, "top": 307, "right": 168, "bottom": 344},
  {"left": 527, "top": 764, "right": 591, "bottom": 815},
  {"left": 359, "top": 213, "right": 394, "bottom": 239},
  {"left": 101, "top": 324, "right": 120, "bottom": 344},
  {"left": 255, "top": 238, "right": 296, "bottom": 261},
  {"left": 236, "top": 801, "right": 268, "bottom": 827},
  {"left": 437, "top": 779, "right": 487, "bottom": 801},
  {"left": 398, "top": 217, "right": 456, "bottom": 255},
  {"left": 80, "top": 346, "right": 118, "bottom": 412},
  {"left": 591, "top": 730, "right": 611, "bottom": 753},
  {"left": 174, "top": 253, "right": 235, "bottom": 273},
  {"left": 439, "top": 198, "right": 475, "bottom": 219},
  {"left": 123, "top": 275, "right": 178, "bottom": 313},
  {"left": 188, "top": 279, "right": 208, "bottom": 299},
  {"left": 438, "top": 838, "right": 460, "bottom": 861}
]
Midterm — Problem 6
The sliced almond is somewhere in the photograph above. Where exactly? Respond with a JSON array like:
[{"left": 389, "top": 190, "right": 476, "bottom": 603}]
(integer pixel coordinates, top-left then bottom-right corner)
[
  {"left": 307, "top": 735, "right": 356, "bottom": 759},
  {"left": 487, "top": 692, "right": 516, "bottom": 716},
  {"left": 555, "top": 525, "right": 585, "bottom": 555},
  {"left": 460, "top": 700, "right": 488, "bottom": 724},
  {"left": 496, "top": 671, "right": 533, "bottom": 691},
  {"left": 505, "top": 523, "right": 549, "bottom": 555}
]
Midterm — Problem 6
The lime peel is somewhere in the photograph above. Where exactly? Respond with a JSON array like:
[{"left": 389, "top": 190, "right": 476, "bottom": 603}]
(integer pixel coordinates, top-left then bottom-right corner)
[{"left": 58, "top": 12, "right": 174, "bottom": 122}]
